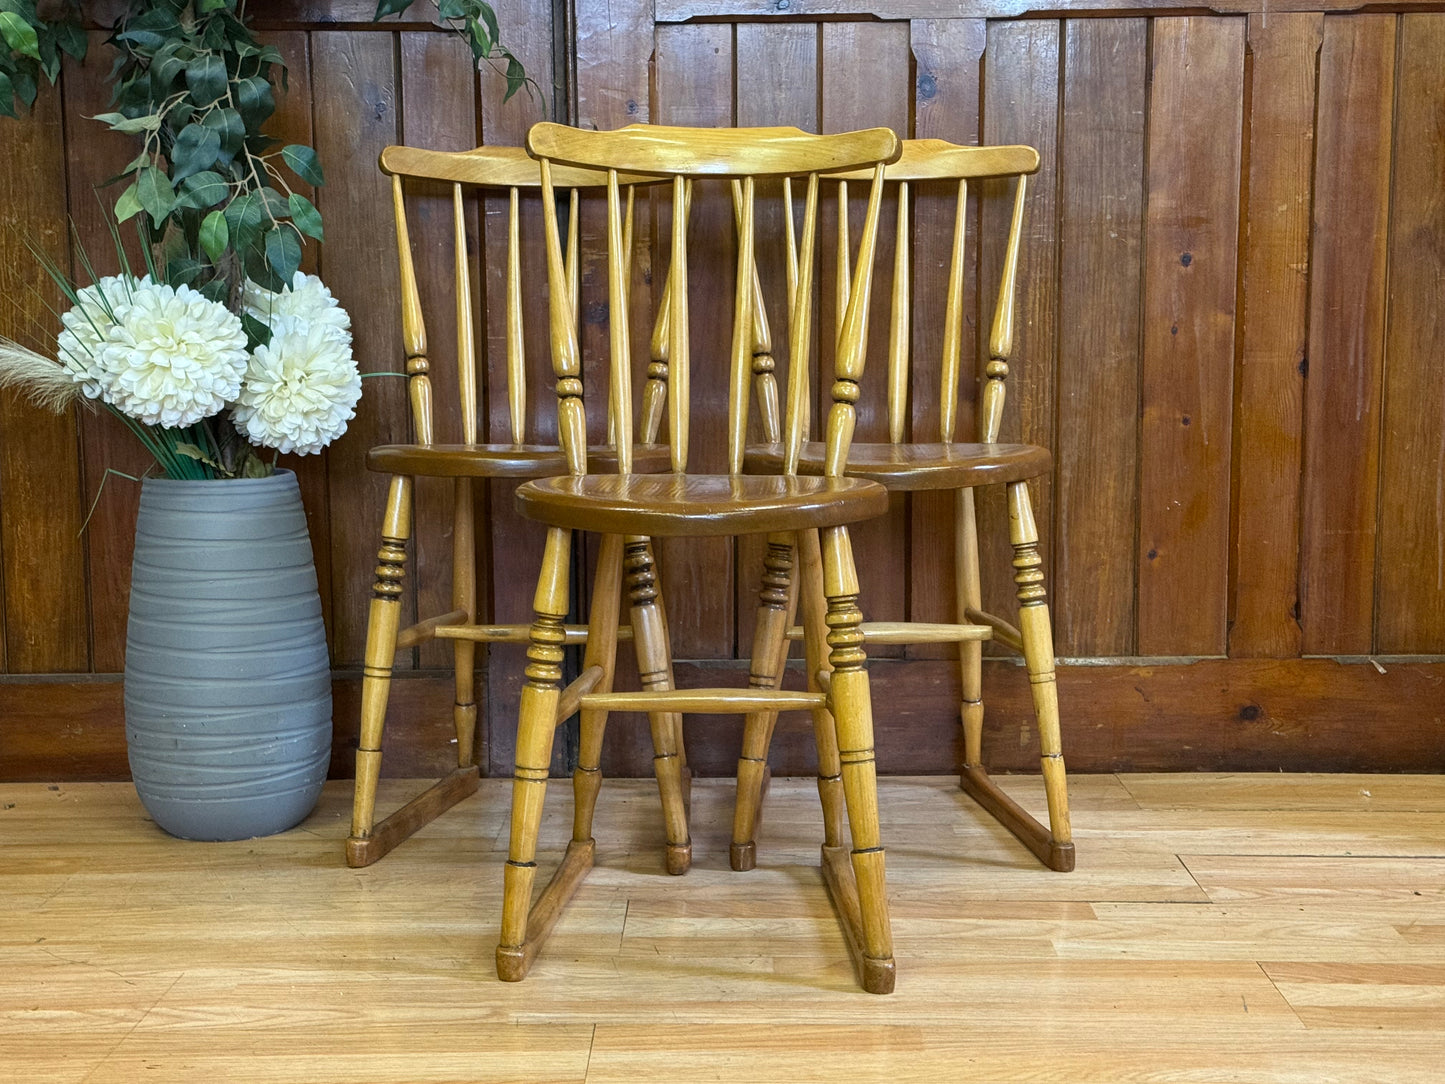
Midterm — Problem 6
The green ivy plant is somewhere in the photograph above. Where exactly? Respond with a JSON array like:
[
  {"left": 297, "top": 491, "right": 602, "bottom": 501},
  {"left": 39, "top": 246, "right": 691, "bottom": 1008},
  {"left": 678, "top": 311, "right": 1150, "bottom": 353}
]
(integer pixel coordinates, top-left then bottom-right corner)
[{"left": 1, "top": 0, "right": 527, "bottom": 321}]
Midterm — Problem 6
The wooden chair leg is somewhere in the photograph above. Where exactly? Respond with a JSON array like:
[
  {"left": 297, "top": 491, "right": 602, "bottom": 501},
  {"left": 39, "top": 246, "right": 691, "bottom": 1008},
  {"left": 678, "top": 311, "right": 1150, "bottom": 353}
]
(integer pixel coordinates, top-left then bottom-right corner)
[
  {"left": 573, "top": 533, "right": 624, "bottom": 845},
  {"left": 347, "top": 475, "right": 480, "bottom": 869},
  {"left": 956, "top": 487, "right": 985, "bottom": 768},
  {"left": 816, "top": 526, "right": 895, "bottom": 995},
  {"left": 731, "top": 532, "right": 799, "bottom": 871},
  {"left": 497, "top": 527, "right": 592, "bottom": 982},
  {"left": 625, "top": 537, "right": 692, "bottom": 875},
  {"left": 799, "top": 528, "right": 846, "bottom": 852},
  {"left": 958, "top": 482, "right": 1075, "bottom": 873}
]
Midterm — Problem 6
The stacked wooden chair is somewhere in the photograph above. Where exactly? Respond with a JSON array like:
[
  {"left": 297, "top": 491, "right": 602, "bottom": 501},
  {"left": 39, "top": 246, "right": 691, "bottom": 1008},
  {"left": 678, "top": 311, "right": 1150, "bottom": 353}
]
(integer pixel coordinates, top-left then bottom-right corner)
[
  {"left": 348, "top": 145, "right": 670, "bottom": 868},
  {"left": 498, "top": 122, "right": 903, "bottom": 993},
  {"left": 731, "top": 138, "right": 1075, "bottom": 875}
]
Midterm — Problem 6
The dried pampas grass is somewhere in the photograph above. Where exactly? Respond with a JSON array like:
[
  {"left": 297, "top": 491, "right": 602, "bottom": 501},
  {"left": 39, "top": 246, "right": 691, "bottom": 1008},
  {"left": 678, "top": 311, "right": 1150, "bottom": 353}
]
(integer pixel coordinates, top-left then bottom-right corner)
[{"left": 0, "top": 339, "right": 87, "bottom": 413}]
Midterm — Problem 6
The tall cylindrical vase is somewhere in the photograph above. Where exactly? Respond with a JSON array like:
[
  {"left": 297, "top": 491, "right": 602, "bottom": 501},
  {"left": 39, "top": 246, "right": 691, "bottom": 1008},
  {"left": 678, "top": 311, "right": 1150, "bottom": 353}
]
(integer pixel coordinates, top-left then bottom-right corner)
[{"left": 124, "top": 470, "right": 332, "bottom": 841}]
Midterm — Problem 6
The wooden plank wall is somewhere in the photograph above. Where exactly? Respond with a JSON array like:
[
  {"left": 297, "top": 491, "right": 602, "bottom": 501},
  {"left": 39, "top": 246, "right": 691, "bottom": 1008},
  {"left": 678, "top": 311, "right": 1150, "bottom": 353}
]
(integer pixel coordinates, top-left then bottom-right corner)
[{"left": 2, "top": 0, "right": 1444, "bottom": 782}]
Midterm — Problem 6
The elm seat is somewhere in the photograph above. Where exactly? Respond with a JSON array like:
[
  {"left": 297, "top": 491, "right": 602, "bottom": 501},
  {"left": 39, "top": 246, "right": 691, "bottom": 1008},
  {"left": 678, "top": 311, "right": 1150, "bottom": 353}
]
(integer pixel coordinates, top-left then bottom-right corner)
[
  {"left": 516, "top": 473, "right": 888, "bottom": 537},
  {"left": 367, "top": 442, "right": 672, "bottom": 479},
  {"left": 744, "top": 440, "right": 1052, "bottom": 491}
]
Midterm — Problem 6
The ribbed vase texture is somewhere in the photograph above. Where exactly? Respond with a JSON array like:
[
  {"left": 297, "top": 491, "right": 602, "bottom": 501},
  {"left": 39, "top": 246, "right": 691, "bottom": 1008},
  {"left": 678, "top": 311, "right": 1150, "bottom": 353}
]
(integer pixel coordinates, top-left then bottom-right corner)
[{"left": 124, "top": 471, "right": 331, "bottom": 841}]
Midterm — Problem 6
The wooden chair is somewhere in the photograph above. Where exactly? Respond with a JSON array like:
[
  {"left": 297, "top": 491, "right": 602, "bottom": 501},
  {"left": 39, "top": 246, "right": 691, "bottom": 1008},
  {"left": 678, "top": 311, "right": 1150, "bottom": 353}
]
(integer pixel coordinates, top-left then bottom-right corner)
[
  {"left": 348, "top": 145, "right": 669, "bottom": 868},
  {"left": 733, "top": 138, "right": 1074, "bottom": 874},
  {"left": 500, "top": 121, "right": 902, "bottom": 993}
]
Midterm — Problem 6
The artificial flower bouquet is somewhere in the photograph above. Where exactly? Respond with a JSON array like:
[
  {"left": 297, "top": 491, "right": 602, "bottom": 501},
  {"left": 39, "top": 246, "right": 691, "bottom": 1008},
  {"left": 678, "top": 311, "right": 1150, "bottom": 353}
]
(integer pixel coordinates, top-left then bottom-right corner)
[{"left": 2, "top": 263, "right": 361, "bottom": 479}]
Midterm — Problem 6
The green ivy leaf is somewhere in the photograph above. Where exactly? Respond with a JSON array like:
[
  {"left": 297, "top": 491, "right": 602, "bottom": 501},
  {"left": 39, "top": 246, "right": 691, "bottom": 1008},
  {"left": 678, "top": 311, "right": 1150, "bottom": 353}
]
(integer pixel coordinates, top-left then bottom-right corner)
[
  {"left": 0, "top": 73, "right": 16, "bottom": 120},
  {"left": 264, "top": 225, "right": 301, "bottom": 283},
  {"left": 200, "top": 107, "right": 245, "bottom": 163},
  {"left": 170, "top": 123, "right": 222, "bottom": 182},
  {"left": 199, "top": 209, "right": 229, "bottom": 262},
  {"left": 113, "top": 181, "right": 144, "bottom": 223},
  {"left": 135, "top": 165, "right": 175, "bottom": 226},
  {"left": 374, "top": 0, "right": 415, "bottom": 19},
  {"left": 241, "top": 311, "right": 273, "bottom": 350},
  {"left": 288, "top": 192, "right": 323, "bottom": 241},
  {"left": 0, "top": 12, "right": 41, "bottom": 61},
  {"left": 11, "top": 67, "right": 35, "bottom": 108},
  {"left": 185, "top": 53, "right": 227, "bottom": 106},
  {"left": 196, "top": 0, "right": 232, "bottom": 13},
  {"left": 503, "top": 55, "right": 526, "bottom": 103},
  {"left": 233, "top": 74, "right": 274, "bottom": 127},
  {"left": 279, "top": 143, "right": 324, "bottom": 186},
  {"left": 54, "top": 20, "right": 87, "bottom": 61},
  {"left": 90, "top": 110, "right": 163, "bottom": 134},
  {"left": 176, "top": 170, "right": 229, "bottom": 211}
]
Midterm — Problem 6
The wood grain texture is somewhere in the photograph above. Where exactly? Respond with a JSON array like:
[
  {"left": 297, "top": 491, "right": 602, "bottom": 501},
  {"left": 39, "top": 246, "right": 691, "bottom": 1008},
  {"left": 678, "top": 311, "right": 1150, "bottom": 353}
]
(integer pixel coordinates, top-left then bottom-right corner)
[
  {"left": 1300, "top": 15, "right": 1395, "bottom": 655},
  {"left": 1227, "top": 13, "right": 1320, "bottom": 659},
  {"left": 1375, "top": 13, "right": 1445, "bottom": 653},
  {"left": 312, "top": 31, "right": 406, "bottom": 667},
  {"left": 907, "top": 17, "right": 985, "bottom": 660},
  {"left": 979, "top": 19, "right": 1061, "bottom": 654},
  {"left": 0, "top": 81, "right": 87, "bottom": 674},
  {"left": 1055, "top": 17, "right": 1146, "bottom": 657},
  {"left": 658, "top": 0, "right": 1444, "bottom": 17},
  {"left": 1137, "top": 16, "right": 1245, "bottom": 656}
]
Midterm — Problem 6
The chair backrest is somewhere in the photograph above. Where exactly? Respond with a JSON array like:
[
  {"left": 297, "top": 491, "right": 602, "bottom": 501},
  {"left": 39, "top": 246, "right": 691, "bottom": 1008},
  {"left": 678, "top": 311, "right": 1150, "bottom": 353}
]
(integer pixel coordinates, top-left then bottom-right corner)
[
  {"left": 823, "top": 139, "right": 1040, "bottom": 446},
  {"left": 379, "top": 144, "right": 659, "bottom": 448},
  {"left": 526, "top": 122, "right": 902, "bottom": 479}
]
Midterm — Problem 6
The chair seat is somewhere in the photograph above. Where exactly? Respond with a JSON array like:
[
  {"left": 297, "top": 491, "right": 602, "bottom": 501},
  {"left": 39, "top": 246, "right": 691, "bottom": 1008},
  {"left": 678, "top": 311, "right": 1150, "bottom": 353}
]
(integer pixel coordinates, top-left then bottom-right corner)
[
  {"left": 744, "top": 441, "right": 1052, "bottom": 491},
  {"left": 515, "top": 473, "right": 890, "bottom": 537},
  {"left": 367, "top": 442, "right": 671, "bottom": 479}
]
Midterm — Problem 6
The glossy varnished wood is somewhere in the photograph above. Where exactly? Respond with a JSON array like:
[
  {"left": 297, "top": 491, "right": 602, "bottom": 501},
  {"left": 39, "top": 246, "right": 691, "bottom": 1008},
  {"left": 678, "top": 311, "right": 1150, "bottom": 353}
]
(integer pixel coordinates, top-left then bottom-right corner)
[
  {"left": 367, "top": 442, "right": 671, "bottom": 479},
  {"left": 5, "top": 774, "right": 1444, "bottom": 1081},
  {"left": 745, "top": 441, "right": 1052, "bottom": 491},
  {"left": 515, "top": 474, "right": 889, "bottom": 537}
]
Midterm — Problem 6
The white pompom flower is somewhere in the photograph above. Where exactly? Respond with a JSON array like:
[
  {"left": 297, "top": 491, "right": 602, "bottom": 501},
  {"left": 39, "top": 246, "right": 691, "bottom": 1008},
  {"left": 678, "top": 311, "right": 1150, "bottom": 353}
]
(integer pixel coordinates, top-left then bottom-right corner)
[
  {"left": 94, "top": 281, "right": 248, "bottom": 428},
  {"left": 231, "top": 315, "right": 361, "bottom": 455},
  {"left": 240, "top": 272, "right": 352, "bottom": 345},
  {"left": 56, "top": 275, "right": 144, "bottom": 399}
]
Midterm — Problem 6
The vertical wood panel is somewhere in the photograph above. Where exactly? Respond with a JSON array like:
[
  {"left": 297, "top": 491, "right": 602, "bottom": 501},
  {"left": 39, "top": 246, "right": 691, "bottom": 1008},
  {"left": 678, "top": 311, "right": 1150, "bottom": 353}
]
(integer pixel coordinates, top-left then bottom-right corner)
[
  {"left": 401, "top": 31, "right": 480, "bottom": 670},
  {"left": 907, "top": 18, "right": 985, "bottom": 659},
  {"left": 263, "top": 31, "right": 334, "bottom": 659},
  {"left": 1137, "top": 16, "right": 1245, "bottom": 657},
  {"left": 1300, "top": 15, "right": 1395, "bottom": 655},
  {"left": 653, "top": 22, "right": 736, "bottom": 659},
  {"left": 1227, "top": 13, "right": 1320, "bottom": 659},
  {"left": 63, "top": 35, "right": 158, "bottom": 674},
  {"left": 0, "top": 83, "right": 87, "bottom": 673},
  {"left": 1054, "top": 17, "right": 1146, "bottom": 658},
  {"left": 820, "top": 20, "right": 912, "bottom": 655},
  {"left": 980, "top": 19, "right": 1061, "bottom": 652},
  {"left": 312, "top": 31, "right": 405, "bottom": 668},
  {"left": 1375, "top": 13, "right": 1445, "bottom": 653}
]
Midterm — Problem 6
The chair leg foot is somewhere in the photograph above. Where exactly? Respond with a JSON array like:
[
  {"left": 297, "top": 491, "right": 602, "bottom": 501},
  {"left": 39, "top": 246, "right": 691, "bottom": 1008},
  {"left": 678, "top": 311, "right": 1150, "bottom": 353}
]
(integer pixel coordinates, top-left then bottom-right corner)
[
  {"left": 820, "top": 844, "right": 896, "bottom": 995},
  {"left": 666, "top": 840, "right": 693, "bottom": 876},
  {"left": 960, "top": 764, "right": 1075, "bottom": 872},
  {"left": 729, "top": 765, "right": 771, "bottom": 872},
  {"left": 495, "top": 837, "right": 596, "bottom": 981},
  {"left": 345, "top": 764, "right": 480, "bottom": 868}
]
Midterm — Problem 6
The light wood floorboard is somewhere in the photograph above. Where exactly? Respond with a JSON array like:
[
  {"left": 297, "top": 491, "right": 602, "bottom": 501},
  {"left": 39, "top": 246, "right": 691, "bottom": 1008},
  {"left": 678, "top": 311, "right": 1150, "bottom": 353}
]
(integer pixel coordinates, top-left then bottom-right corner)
[{"left": 2, "top": 773, "right": 1443, "bottom": 1082}]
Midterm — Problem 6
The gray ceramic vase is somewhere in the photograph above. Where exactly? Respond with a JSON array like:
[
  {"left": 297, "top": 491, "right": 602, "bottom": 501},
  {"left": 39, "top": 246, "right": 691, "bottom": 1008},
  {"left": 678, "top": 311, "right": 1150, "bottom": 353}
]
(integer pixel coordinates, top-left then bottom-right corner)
[{"left": 124, "top": 470, "right": 332, "bottom": 841}]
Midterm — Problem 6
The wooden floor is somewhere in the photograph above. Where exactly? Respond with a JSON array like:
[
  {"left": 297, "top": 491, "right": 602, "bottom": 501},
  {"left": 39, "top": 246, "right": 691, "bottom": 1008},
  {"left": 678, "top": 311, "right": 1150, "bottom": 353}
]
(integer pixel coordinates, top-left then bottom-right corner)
[{"left": 3, "top": 773, "right": 1443, "bottom": 1083}]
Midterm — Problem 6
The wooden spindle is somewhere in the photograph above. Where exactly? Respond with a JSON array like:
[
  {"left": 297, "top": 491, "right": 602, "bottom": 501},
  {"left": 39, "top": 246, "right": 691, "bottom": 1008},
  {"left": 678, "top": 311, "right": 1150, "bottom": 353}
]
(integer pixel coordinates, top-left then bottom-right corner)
[
  {"left": 668, "top": 175, "right": 690, "bottom": 473},
  {"left": 835, "top": 180, "right": 850, "bottom": 343},
  {"left": 981, "top": 174, "right": 1027, "bottom": 445},
  {"left": 939, "top": 177, "right": 967, "bottom": 444},
  {"left": 506, "top": 185, "right": 525, "bottom": 444},
  {"left": 607, "top": 170, "right": 634, "bottom": 475},
  {"left": 538, "top": 158, "right": 586, "bottom": 475},
  {"left": 391, "top": 174, "right": 432, "bottom": 444},
  {"left": 886, "top": 179, "right": 910, "bottom": 445},
  {"left": 783, "top": 172, "right": 820, "bottom": 476},
  {"left": 453, "top": 183, "right": 478, "bottom": 446},
  {"left": 728, "top": 176, "right": 756, "bottom": 474}
]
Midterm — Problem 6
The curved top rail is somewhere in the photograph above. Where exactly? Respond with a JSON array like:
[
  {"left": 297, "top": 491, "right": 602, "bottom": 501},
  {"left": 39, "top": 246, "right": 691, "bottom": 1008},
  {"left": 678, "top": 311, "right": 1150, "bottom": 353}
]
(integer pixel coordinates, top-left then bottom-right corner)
[
  {"left": 526, "top": 122, "right": 901, "bottom": 177},
  {"left": 823, "top": 139, "right": 1039, "bottom": 183},
  {"left": 379, "top": 143, "right": 661, "bottom": 189}
]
